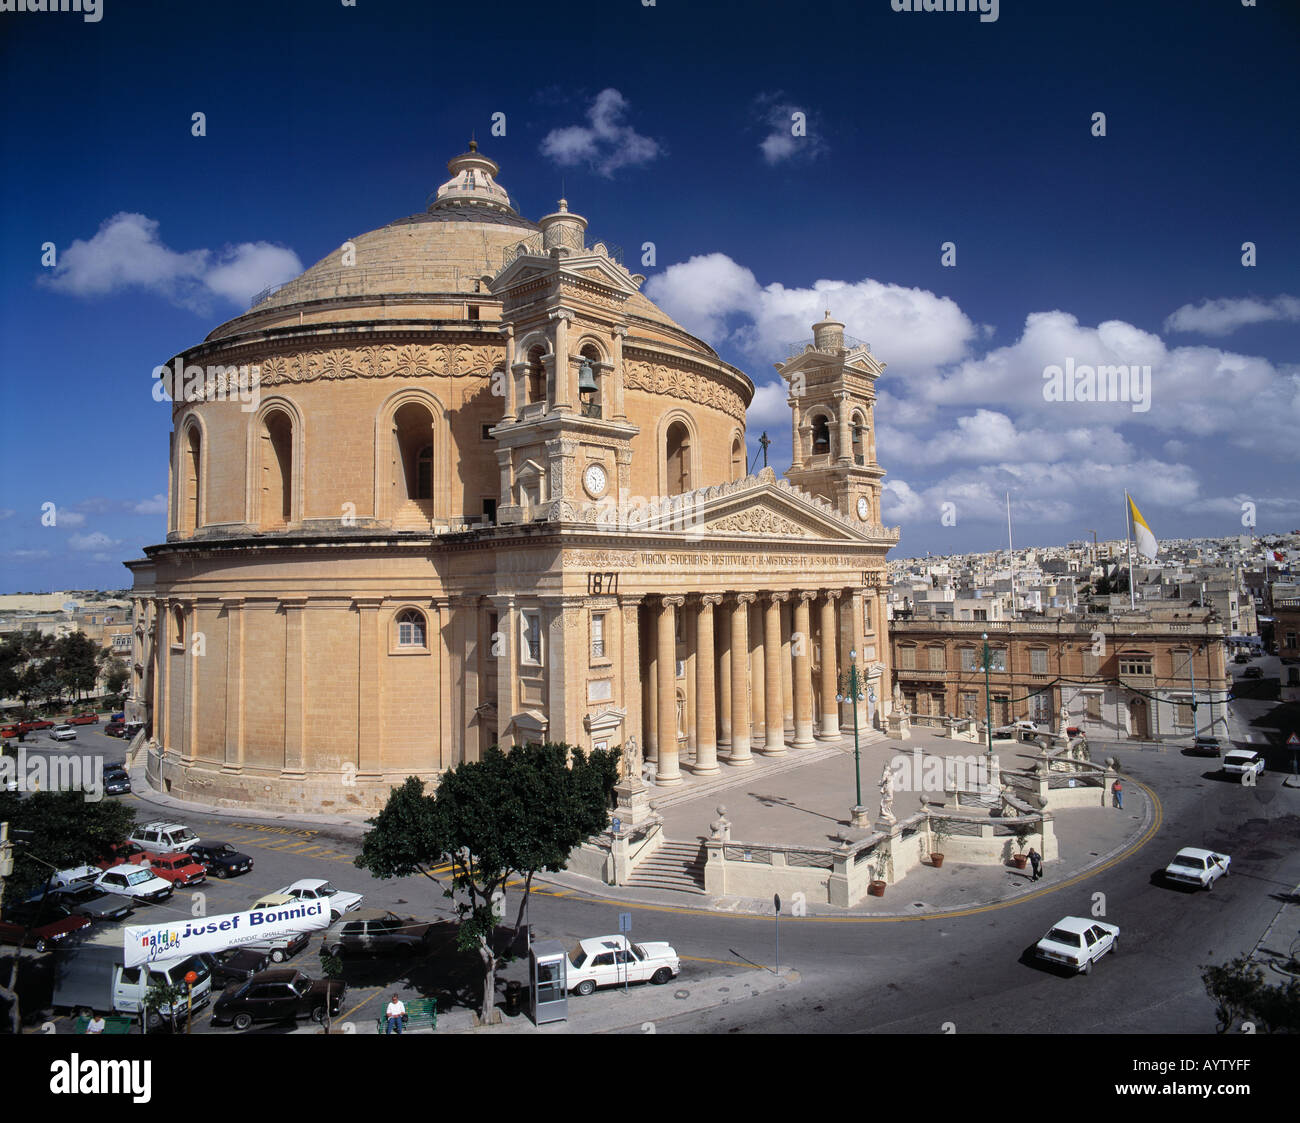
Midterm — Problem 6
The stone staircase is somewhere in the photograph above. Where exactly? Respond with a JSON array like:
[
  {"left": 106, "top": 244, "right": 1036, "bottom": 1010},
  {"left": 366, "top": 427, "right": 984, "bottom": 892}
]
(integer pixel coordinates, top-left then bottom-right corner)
[
  {"left": 625, "top": 839, "right": 707, "bottom": 894},
  {"left": 392, "top": 499, "right": 433, "bottom": 530}
]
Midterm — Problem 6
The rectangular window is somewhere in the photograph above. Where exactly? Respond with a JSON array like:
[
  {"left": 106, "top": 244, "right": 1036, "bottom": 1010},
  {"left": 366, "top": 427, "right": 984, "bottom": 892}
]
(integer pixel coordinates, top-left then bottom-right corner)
[
  {"left": 960, "top": 648, "right": 976, "bottom": 672},
  {"left": 1287, "top": 631, "right": 1297, "bottom": 649},
  {"left": 483, "top": 498, "right": 497, "bottom": 523},
  {"left": 1030, "top": 649, "right": 1048, "bottom": 674},
  {"left": 468, "top": 304, "right": 480, "bottom": 321},
  {"left": 487, "top": 613, "right": 498, "bottom": 657},
  {"left": 899, "top": 646, "right": 916, "bottom": 670},
  {"left": 928, "top": 646, "right": 945, "bottom": 671},
  {"left": 1085, "top": 693, "right": 1102, "bottom": 719},
  {"left": 1175, "top": 702, "right": 1193, "bottom": 726},
  {"left": 989, "top": 648, "right": 1007, "bottom": 672},
  {"left": 1119, "top": 655, "right": 1153, "bottom": 677},
  {"left": 524, "top": 613, "right": 542, "bottom": 663},
  {"left": 591, "top": 613, "right": 606, "bottom": 660},
  {"left": 1030, "top": 693, "right": 1050, "bottom": 721}
]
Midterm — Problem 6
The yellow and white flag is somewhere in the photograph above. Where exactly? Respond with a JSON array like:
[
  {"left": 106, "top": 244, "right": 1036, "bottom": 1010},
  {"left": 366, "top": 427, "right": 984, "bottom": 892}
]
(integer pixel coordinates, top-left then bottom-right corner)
[{"left": 1128, "top": 495, "right": 1158, "bottom": 560}]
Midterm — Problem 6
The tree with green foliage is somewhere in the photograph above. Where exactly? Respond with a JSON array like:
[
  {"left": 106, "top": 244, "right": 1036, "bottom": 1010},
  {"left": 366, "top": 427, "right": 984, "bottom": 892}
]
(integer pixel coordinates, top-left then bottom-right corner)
[
  {"left": 54, "top": 632, "right": 100, "bottom": 701},
  {"left": 355, "top": 742, "right": 618, "bottom": 1019},
  {"left": 1202, "top": 956, "right": 1300, "bottom": 1033},
  {"left": 0, "top": 789, "right": 137, "bottom": 902}
]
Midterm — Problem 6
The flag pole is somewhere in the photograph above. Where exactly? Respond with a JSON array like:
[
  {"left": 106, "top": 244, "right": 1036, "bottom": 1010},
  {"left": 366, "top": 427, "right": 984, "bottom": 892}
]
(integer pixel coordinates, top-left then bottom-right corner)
[{"left": 1125, "top": 490, "right": 1136, "bottom": 609}]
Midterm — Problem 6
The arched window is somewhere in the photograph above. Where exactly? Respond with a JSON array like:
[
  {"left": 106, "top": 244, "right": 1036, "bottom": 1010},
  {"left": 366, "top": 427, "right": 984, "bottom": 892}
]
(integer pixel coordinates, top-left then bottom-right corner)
[
  {"left": 259, "top": 410, "right": 293, "bottom": 527},
  {"left": 666, "top": 421, "right": 691, "bottom": 496},
  {"left": 851, "top": 413, "right": 865, "bottom": 465},
  {"left": 172, "top": 605, "right": 185, "bottom": 647},
  {"left": 579, "top": 344, "right": 603, "bottom": 418},
  {"left": 181, "top": 425, "right": 201, "bottom": 533},
  {"left": 526, "top": 346, "right": 546, "bottom": 405},
  {"left": 396, "top": 609, "right": 427, "bottom": 648},
  {"left": 811, "top": 415, "right": 831, "bottom": 456},
  {"left": 393, "top": 402, "right": 435, "bottom": 505},
  {"left": 731, "top": 437, "right": 744, "bottom": 480}
]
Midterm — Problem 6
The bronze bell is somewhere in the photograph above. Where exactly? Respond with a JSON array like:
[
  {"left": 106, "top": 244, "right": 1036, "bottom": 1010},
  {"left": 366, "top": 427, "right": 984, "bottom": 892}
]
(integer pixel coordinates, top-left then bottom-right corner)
[{"left": 577, "top": 360, "right": 598, "bottom": 395}]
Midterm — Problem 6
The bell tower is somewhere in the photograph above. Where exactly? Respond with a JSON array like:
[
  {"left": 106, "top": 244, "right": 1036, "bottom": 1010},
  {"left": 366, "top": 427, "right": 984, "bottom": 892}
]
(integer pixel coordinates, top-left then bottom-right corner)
[
  {"left": 777, "top": 312, "right": 887, "bottom": 528},
  {"left": 487, "top": 198, "right": 644, "bottom": 524}
]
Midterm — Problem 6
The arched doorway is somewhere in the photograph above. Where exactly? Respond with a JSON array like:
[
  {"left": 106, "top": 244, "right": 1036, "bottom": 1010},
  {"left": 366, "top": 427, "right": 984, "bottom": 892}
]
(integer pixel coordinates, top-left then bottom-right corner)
[
  {"left": 181, "top": 425, "right": 201, "bottom": 533},
  {"left": 393, "top": 402, "right": 435, "bottom": 508},
  {"left": 259, "top": 410, "right": 293, "bottom": 527}
]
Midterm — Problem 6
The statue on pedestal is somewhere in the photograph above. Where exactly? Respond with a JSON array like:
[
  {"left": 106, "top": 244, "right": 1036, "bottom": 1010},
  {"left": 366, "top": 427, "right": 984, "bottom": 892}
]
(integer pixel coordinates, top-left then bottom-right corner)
[{"left": 878, "top": 764, "right": 897, "bottom": 825}]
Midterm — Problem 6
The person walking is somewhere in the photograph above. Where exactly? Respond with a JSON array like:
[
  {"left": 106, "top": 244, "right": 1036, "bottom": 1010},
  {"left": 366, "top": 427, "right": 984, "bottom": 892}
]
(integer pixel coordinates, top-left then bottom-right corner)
[
  {"left": 385, "top": 994, "right": 407, "bottom": 1035},
  {"left": 1027, "top": 846, "right": 1042, "bottom": 882},
  {"left": 1112, "top": 778, "right": 1124, "bottom": 809}
]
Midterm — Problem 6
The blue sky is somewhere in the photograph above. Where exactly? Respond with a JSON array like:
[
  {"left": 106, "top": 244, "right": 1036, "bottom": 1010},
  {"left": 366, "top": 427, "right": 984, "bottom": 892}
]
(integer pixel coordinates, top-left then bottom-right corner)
[{"left": 1, "top": 0, "right": 1297, "bottom": 591}]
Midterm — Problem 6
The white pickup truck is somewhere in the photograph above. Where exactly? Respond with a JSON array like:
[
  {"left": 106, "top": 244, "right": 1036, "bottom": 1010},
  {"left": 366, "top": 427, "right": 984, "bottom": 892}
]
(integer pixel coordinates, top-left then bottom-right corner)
[{"left": 51, "top": 937, "right": 213, "bottom": 1029}]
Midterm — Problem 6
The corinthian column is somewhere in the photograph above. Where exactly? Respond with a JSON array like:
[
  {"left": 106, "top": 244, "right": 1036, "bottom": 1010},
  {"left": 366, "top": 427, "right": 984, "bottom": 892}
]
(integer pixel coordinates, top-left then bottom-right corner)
[
  {"left": 728, "top": 594, "right": 756, "bottom": 765},
  {"left": 656, "top": 596, "right": 684, "bottom": 784},
  {"left": 762, "top": 592, "right": 788, "bottom": 755},
  {"left": 792, "top": 591, "right": 816, "bottom": 748},
  {"left": 818, "top": 591, "right": 841, "bottom": 740},
  {"left": 693, "top": 595, "right": 721, "bottom": 774}
]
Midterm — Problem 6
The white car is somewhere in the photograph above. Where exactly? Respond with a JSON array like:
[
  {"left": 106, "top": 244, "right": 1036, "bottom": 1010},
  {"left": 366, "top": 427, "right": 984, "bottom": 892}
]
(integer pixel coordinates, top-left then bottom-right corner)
[
  {"left": 94, "top": 863, "right": 174, "bottom": 904},
  {"left": 1163, "top": 847, "right": 1230, "bottom": 890},
  {"left": 274, "top": 879, "right": 363, "bottom": 921},
  {"left": 1222, "top": 750, "right": 1265, "bottom": 778},
  {"left": 1034, "top": 916, "right": 1118, "bottom": 974},
  {"left": 49, "top": 724, "right": 77, "bottom": 742},
  {"left": 567, "top": 934, "right": 680, "bottom": 995},
  {"left": 128, "top": 821, "right": 200, "bottom": 853}
]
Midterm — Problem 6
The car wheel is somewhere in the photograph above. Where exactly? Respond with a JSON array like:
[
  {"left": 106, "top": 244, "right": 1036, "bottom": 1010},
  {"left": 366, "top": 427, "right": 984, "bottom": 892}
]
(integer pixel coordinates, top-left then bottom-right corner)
[
  {"left": 146, "top": 1009, "right": 163, "bottom": 1030},
  {"left": 1206, "top": 877, "right": 1213, "bottom": 891},
  {"left": 232, "top": 1012, "right": 253, "bottom": 1031},
  {"left": 269, "top": 948, "right": 286, "bottom": 963},
  {"left": 33, "top": 938, "right": 47, "bottom": 953},
  {"left": 215, "top": 868, "right": 228, "bottom": 879},
  {"left": 651, "top": 967, "right": 673, "bottom": 984},
  {"left": 310, "top": 1006, "right": 327, "bottom": 1024},
  {"left": 574, "top": 979, "right": 596, "bottom": 996},
  {"left": 1110, "top": 938, "right": 1117, "bottom": 955},
  {"left": 328, "top": 946, "right": 344, "bottom": 959},
  {"left": 1080, "top": 958, "right": 1092, "bottom": 975}
]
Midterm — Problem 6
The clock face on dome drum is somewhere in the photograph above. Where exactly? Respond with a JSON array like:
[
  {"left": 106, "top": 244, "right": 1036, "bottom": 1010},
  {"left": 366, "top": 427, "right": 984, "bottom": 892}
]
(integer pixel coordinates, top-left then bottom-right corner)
[{"left": 583, "top": 463, "right": 608, "bottom": 498}]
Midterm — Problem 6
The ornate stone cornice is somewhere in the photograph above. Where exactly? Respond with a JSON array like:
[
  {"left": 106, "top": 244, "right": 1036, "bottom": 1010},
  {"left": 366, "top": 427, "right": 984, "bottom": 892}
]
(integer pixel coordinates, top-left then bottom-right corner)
[{"left": 252, "top": 341, "right": 504, "bottom": 387}]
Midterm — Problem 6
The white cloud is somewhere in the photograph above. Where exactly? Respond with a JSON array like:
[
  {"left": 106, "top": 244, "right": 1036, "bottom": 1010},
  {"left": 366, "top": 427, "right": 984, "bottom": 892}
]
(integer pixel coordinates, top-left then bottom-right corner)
[
  {"left": 746, "top": 381, "right": 790, "bottom": 428},
  {"left": 644, "top": 253, "right": 980, "bottom": 371},
  {"left": 0, "top": 508, "right": 13, "bottom": 520},
  {"left": 131, "top": 494, "right": 168, "bottom": 516},
  {"left": 55, "top": 508, "right": 86, "bottom": 528},
  {"left": 1164, "top": 295, "right": 1300, "bottom": 337},
  {"left": 878, "top": 410, "right": 1135, "bottom": 467},
  {"left": 540, "top": 89, "right": 662, "bottom": 177},
  {"left": 41, "top": 212, "right": 303, "bottom": 312},
  {"left": 2, "top": 549, "right": 51, "bottom": 561},
  {"left": 69, "top": 531, "right": 120, "bottom": 552},
  {"left": 755, "top": 94, "right": 827, "bottom": 165}
]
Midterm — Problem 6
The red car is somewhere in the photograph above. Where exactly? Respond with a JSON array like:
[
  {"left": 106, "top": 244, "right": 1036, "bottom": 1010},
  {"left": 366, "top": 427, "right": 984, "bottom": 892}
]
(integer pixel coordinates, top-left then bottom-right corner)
[
  {"left": 0, "top": 907, "right": 91, "bottom": 952},
  {"left": 67, "top": 713, "right": 99, "bottom": 725},
  {"left": 95, "top": 841, "right": 150, "bottom": 871},
  {"left": 143, "top": 851, "right": 207, "bottom": 887},
  {"left": 21, "top": 720, "right": 54, "bottom": 732}
]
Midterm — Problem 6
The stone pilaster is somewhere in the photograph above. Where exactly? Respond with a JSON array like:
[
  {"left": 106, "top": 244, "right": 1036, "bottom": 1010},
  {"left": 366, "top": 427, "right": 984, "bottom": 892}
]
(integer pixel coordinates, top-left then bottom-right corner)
[
  {"left": 693, "top": 595, "right": 721, "bottom": 774},
  {"left": 792, "top": 592, "right": 817, "bottom": 748},
  {"left": 656, "top": 596, "right": 684, "bottom": 784},
  {"left": 762, "top": 592, "right": 788, "bottom": 755},
  {"left": 729, "top": 594, "right": 756, "bottom": 765},
  {"left": 818, "top": 591, "right": 842, "bottom": 739}
]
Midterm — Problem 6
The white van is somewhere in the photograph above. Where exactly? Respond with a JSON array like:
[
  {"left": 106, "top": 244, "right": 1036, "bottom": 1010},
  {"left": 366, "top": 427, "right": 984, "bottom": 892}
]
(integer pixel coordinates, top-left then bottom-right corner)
[
  {"left": 52, "top": 942, "right": 213, "bottom": 1029},
  {"left": 128, "top": 821, "right": 199, "bottom": 853}
]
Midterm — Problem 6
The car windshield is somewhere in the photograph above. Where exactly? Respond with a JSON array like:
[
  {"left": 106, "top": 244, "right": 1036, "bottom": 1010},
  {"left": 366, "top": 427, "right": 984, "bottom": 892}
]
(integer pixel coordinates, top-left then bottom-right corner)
[
  {"left": 317, "top": 883, "right": 337, "bottom": 895},
  {"left": 172, "top": 956, "right": 210, "bottom": 984},
  {"left": 1046, "top": 928, "right": 1082, "bottom": 947},
  {"left": 569, "top": 946, "right": 587, "bottom": 968},
  {"left": 1170, "top": 856, "right": 1203, "bottom": 869},
  {"left": 173, "top": 829, "right": 196, "bottom": 842},
  {"left": 631, "top": 944, "right": 646, "bottom": 960},
  {"left": 1225, "top": 755, "right": 1252, "bottom": 765},
  {"left": 126, "top": 870, "right": 155, "bottom": 886}
]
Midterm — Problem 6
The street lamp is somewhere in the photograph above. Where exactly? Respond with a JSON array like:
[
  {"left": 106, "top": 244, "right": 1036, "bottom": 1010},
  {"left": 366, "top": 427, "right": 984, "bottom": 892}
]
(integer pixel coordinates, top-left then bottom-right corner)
[
  {"left": 980, "top": 631, "right": 994, "bottom": 754},
  {"left": 837, "top": 649, "right": 868, "bottom": 814}
]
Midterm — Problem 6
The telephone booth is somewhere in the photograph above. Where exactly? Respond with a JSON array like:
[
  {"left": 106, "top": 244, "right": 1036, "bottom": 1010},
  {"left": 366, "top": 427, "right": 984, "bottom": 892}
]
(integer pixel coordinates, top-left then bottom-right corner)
[{"left": 529, "top": 940, "right": 568, "bottom": 1025}]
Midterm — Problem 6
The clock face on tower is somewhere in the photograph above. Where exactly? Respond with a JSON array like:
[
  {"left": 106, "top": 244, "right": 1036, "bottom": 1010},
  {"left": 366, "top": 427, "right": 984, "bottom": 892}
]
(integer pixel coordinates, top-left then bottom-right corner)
[
  {"left": 856, "top": 496, "right": 869, "bottom": 521},
  {"left": 583, "top": 463, "right": 608, "bottom": 498}
]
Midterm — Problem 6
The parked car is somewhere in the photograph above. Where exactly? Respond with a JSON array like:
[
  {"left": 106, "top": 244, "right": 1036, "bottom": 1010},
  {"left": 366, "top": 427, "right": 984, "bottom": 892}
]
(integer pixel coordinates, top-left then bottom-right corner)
[
  {"left": 22, "top": 720, "right": 55, "bottom": 732},
  {"left": 67, "top": 713, "right": 99, "bottom": 725},
  {"left": 93, "top": 863, "right": 173, "bottom": 904},
  {"left": 1233, "top": 653, "right": 1250, "bottom": 664},
  {"left": 190, "top": 841, "right": 254, "bottom": 878},
  {"left": 321, "top": 910, "right": 437, "bottom": 958},
  {"left": 1189, "top": 735, "right": 1228, "bottom": 757},
  {"left": 103, "top": 769, "right": 131, "bottom": 795},
  {"left": 104, "top": 722, "right": 127, "bottom": 738},
  {"left": 1033, "top": 916, "right": 1119, "bottom": 974},
  {"left": 243, "top": 929, "right": 311, "bottom": 964},
  {"left": 49, "top": 724, "right": 77, "bottom": 742},
  {"left": 211, "top": 969, "right": 346, "bottom": 1030},
  {"left": 95, "top": 841, "right": 149, "bottom": 870},
  {"left": 0, "top": 906, "right": 91, "bottom": 951},
  {"left": 127, "top": 821, "right": 199, "bottom": 853},
  {"left": 47, "top": 883, "right": 136, "bottom": 923},
  {"left": 1243, "top": 666, "right": 1263, "bottom": 679},
  {"left": 40, "top": 865, "right": 102, "bottom": 891},
  {"left": 272, "top": 879, "right": 363, "bottom": 921},
  {"left": 195, "top": 948, "right": 271, "bottom": 988},
  {"left": 143, "top": 850, "right": 208, "bottom": 887},
  {"left": 1222, "top": 750, "right": 1265, "bottom": 778},
  {"left": 567, "top": 934, "right": 680, "bottom": 995},
  {"left": 1163, "top": 847, "right": 1231, "bottom": 890}
]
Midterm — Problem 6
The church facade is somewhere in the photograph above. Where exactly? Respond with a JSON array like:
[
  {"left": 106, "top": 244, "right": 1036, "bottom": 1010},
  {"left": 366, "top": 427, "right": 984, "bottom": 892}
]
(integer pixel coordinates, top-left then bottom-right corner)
[{"left": 124, "top": 143, "right": 900, "bottom": 813}]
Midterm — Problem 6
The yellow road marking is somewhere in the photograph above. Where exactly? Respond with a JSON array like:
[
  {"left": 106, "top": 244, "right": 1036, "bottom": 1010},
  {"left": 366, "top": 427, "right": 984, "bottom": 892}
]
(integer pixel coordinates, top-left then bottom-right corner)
[
  {"left": 541, "top": 780, "right": 1163, "bottom": 925},
  {"left": 680, "top": 954, "right": 762, "bottom": 969},
  {"left": 335, "top": 989, "right": 381, "bottom": 1026}
]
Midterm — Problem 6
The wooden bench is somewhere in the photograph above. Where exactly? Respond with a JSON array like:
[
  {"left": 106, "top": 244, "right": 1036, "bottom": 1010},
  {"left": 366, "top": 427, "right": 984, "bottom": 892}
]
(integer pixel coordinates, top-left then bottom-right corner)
[
  {"left": 73, "top": 1015, "right": 134, "bottom": 1035},
  {"left": 376, "top": 997, "right": 436, "bottom": 1033}
]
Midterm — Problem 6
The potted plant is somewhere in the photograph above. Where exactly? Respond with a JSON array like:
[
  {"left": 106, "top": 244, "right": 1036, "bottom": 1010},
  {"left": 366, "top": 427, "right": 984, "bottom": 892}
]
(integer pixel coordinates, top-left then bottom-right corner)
[
  {"left": 1011, "top": 823, "right": 1035, "bottom": 869},
  {"left": 868, "top": 839, "right": 891, "bottom": 896},
  {"left": 930, "top": 818, "right": 950, "bottom": 868}
]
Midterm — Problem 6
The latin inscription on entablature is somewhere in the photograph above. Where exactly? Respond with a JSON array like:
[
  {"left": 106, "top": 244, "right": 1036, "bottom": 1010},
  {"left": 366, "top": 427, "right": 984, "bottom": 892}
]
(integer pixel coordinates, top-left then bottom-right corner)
[{"left": 561, "top": 550, "right": 871, "bottom": 570}]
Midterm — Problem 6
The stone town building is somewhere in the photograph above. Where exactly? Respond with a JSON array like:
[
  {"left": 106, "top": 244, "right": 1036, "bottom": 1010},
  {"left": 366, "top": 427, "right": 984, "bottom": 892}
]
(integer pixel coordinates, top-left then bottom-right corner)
[
  {"left": 123, "top": 143, "right": 899, "bottom": 813},
  {"left": 891, "top": 606, "right": 1229, "bottom": 742}
]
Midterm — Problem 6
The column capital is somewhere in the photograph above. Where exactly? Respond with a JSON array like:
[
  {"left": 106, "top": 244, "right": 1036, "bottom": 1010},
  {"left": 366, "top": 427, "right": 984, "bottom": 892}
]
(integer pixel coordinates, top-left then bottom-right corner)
[
  {"left": 798, "top": 590, "right": 819, "bottom": 603},
  {"left": 612, "top": 325, "right": 629, "bottom": 338},
  {"left": 697, "top": 593, "right": 724, "bottom": 607},
  {"left": 498, "top": 323, "right": 515, "bottom": 338},
  {"left": 767, "top": 591, "right": 790, "bottom": 605},
  {"left": 661, "top": 595, "right": 686, "bottom": 609},
  {"left": 548, "top": 309, "right": 574, "bottom": 323},
  {"left": 822, "top": 589, "right": 844, "bottom": 603},
  {"left": 733, "top": 592, "right": 757, "bottom": 606},
  {"left": 617, "top": 593, "right": 644, "bottom": 610}
]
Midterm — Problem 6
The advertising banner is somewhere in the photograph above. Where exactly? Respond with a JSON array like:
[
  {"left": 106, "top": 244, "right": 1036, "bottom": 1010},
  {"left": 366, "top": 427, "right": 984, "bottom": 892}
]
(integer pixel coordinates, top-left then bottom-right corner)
[{"left": 123, "top": 899, "right": 331, "bottom": 967}]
